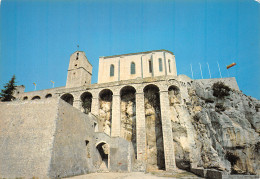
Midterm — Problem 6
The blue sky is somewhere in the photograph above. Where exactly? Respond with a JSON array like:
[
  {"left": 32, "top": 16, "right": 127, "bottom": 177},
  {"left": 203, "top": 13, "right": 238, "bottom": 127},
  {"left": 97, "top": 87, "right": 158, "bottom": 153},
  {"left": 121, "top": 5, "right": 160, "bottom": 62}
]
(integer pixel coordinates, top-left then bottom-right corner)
[{"left": 1, "top": 0, "right": 259, "bottom": 99}]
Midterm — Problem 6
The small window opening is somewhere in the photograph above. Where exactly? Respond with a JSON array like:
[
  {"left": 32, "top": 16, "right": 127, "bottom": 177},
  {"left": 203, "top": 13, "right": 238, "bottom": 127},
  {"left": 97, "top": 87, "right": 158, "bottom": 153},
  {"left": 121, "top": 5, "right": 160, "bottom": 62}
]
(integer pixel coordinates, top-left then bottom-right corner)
[
  {"left": 32, "top": 96, "right": 41, "bottom": 100},
  {"left": 159, "top": 58, "right": 163, "bottom": 72},
  {"left": 23, "top": 96, "right": 28, "bottom": 100},
  {"left": 168, "top": 59, "right": 171, "bottom": 73},
  {"left": 45, "top": 94, "right": 52, "bottom": 98},
  {"left": 75, "top": 64, "right": 77, "bottom": 67},
  {"left": 149, "top": 60, "right": 152, "bottom": 73},
  {"left": 85, "top": 140, "right": 89, "bottom": 146},
  {"left": 131, "top": 62, "right": 135, "bottom": 74},
  {"left": 110, "top": 64, "right": 114, "bottom": 76},
  {"left": 94, "top": 123, "right": 98, "bottom": 132}
]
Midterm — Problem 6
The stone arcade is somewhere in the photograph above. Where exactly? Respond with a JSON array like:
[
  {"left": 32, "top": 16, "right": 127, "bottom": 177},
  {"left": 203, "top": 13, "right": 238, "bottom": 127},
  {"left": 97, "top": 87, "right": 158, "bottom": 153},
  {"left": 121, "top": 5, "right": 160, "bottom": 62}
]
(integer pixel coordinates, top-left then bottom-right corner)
[{"left": 1, "top": 50, "right": 259, "bottom": 178}]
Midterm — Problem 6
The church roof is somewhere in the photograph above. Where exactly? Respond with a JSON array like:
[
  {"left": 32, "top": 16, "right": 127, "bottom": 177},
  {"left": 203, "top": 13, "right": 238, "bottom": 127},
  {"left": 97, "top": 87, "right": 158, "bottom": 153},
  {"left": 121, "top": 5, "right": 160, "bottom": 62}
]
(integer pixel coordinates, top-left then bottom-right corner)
[{"left": 102, "top": 49, "right": 174, "bottom": 59}]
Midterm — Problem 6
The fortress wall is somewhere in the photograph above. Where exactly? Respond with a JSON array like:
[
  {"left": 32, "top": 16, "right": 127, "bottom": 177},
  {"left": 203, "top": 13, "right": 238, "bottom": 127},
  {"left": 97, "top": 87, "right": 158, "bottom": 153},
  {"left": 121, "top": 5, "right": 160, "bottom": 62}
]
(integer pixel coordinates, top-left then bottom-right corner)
[
  {"left": 195, "top": 77, "right": 239, "bottom": 91},
  {"left": 0, "top": 98, "right": 59, "bottom": 178},
  {"left": 16, "top": 86, "right": 65, "bottom": 101},
  {"left": 48, "top": 99, "right": 100, "bottom": 178}
]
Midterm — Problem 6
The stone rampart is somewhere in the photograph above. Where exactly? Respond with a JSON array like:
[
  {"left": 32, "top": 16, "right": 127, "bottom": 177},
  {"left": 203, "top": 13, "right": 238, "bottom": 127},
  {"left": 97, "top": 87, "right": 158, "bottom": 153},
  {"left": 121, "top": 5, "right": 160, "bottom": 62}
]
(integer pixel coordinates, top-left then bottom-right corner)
[
  {"left": 0, "top": 98, "right": 100, "bottom": 178},
  {"left": 48, "top": 99, "right": 99, "bottom": 178},
  {"left": 0, "top": 98, "right": 59, "bottom": 178}
]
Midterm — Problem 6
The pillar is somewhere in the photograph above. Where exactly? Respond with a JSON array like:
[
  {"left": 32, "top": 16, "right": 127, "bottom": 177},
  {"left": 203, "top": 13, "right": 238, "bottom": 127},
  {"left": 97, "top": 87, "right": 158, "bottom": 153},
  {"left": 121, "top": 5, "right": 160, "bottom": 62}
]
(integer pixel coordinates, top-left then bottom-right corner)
[
  {"left": 111, "top": 92, "right": 120, "bottom": 137},
  {"left": 73, "top": 95, "right": 82, "bottom": 111},
  {"left": 136, "top": 90, "right": 146, "bottom": 164},
  {"left": 91, "top": 93, "right": 99, "bottom": 116},
  {"left": 160, "top": 90, "right": 176, "bottom": 171}
]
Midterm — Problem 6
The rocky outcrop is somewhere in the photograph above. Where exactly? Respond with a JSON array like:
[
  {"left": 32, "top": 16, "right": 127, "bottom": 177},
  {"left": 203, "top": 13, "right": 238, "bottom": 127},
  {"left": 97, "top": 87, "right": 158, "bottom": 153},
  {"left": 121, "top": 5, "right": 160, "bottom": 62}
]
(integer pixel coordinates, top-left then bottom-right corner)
[
  {"left": 120, "top": 92, "right": 137, "bottom": 158},
  {"left": 99, "top": 94, "right": 112, "bottom": 136},
  {"left": 144, "top": 86, "right": 165, "bottom": 171},
  {"left": 170, "top": 80, "right": 260, "bottom": 175}
]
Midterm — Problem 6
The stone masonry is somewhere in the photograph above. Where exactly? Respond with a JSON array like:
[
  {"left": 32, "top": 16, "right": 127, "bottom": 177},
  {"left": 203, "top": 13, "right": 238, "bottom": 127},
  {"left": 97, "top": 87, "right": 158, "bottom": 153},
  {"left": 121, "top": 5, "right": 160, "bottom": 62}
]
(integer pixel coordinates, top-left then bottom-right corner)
[{"left": 2, "top": 49, "right": 256, "bottom": 178}]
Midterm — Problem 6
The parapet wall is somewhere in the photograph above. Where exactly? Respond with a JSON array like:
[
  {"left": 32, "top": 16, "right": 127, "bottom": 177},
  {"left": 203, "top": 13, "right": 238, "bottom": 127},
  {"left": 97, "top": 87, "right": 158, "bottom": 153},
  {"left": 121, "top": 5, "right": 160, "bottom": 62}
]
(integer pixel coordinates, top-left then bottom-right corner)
[{"left": 195, "top": 77, "right": 239, "bottom": 91}]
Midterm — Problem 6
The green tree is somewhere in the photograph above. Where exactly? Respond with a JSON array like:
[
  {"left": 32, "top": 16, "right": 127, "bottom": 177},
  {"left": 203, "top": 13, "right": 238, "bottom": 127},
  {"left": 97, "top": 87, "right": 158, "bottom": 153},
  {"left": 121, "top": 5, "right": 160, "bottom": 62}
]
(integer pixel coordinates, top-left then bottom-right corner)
[{"left": 0, "top": 75, "right": 17, "bottom": 102}]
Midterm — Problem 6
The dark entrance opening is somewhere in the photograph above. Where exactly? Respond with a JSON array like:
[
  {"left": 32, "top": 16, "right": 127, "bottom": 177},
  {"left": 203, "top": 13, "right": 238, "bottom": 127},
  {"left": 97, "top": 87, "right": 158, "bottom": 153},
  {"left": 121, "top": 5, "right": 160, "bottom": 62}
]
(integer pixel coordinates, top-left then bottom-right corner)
[
  {"left": 96, "top": 142, "right": 109, "bottom": 170},
  {"left": 61, "top": 93, "right": 74, "bottom": 105}
]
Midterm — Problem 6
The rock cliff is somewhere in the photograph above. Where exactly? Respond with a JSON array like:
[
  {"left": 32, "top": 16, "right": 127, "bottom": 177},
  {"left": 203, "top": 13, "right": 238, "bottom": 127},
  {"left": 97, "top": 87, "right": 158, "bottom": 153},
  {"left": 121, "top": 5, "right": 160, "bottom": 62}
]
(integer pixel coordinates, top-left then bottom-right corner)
[{"left": 170, "top": 80, "right": 260, "bottom": 175}]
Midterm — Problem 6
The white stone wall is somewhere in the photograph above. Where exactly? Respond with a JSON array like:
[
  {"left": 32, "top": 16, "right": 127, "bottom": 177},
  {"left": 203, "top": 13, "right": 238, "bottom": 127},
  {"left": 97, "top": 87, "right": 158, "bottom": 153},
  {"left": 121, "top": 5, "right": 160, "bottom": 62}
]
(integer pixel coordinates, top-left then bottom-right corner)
[{"left": 98, "top": 50, "right": 177, "bottom": 84}]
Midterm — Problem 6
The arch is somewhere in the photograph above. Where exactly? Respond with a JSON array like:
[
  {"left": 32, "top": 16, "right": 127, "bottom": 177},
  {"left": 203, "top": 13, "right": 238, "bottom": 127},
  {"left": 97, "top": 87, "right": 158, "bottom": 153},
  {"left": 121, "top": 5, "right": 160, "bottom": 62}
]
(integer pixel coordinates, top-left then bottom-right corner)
[
  {"left": 32, "top": 96, "right": 41, "bottom": 100},
  {"left": 168, "top": 85, "right": 181, "bottom": 105},
  {"left": 130, "top": 62, "right": 135, "bottom": 74},
  {"left": 99, "top": 89, "right": 113, "bottom": 100},
  {"left": 143, "top": 84, "right": 165, "bottom": 170},
  {"left": 99, "top": 89, "right": 113, "bottom": 136},
  {"left": 159, "top": 58, "right": 163, "bottom": 72},
  {"left": 120, "top": 85, "right": 137, "bottom": 158},
  {"left": 45, "top": 94, "right": 52, "bottom": 98},
  {"left": 168, "top": 85, "right": 180, "bottom": 95},
  {"left": 110, "top": 64, "right": 114, "bottom": 77},
  {"left": 120, "top": 85, "right": 136, "bottom": 96},
  {"left": 61, "top": 93, "right": 74, "bottom": 105},
  {"left": 143, "top": 84, "right": 160, "bottom": 93},
  {"left": 81, "top": 92, "right": 93, "bottom": 114},
  {"left": 96, "top": 142, "right": 109, "bottom": 170},
  {"left": 23, "top": 96, "right": 28, "bottom": 100}
]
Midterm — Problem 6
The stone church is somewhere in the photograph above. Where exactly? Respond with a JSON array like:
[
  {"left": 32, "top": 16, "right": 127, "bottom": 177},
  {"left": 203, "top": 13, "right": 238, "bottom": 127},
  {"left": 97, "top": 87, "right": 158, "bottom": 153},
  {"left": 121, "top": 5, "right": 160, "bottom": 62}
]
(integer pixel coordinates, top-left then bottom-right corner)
[{"left": 1, "top": 50, "right": 259, "bottom": 178}]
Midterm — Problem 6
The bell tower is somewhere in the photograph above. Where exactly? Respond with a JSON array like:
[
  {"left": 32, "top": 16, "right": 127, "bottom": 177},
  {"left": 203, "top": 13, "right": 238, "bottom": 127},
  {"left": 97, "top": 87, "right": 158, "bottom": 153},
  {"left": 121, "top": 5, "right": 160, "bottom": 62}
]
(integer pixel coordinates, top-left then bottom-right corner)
[{"left": 66, "top": 51, "right": 92, "bottom": 88}]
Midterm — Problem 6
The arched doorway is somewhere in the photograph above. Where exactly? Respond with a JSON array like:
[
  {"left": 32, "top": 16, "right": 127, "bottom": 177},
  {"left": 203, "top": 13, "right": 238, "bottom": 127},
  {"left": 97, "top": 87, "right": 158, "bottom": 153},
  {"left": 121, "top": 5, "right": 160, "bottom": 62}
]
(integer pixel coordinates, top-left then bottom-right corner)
[
  {"left": 143, "top": 84, "right": 165, "bottom": 170},
  {"left": 81, "top": 92, "right": 92, "bottom": 114},
  {"left": 96, "top": 142, "right": 109, "bottom": 171},
  {"left": 120, "top": 86, "right": 137, "bottom": 158},
  {"left": 61, "top": 93, "right": 74, "bottom": 105},
  {"left": 99, "top": 89, "right": 113, "bottom": 135}
]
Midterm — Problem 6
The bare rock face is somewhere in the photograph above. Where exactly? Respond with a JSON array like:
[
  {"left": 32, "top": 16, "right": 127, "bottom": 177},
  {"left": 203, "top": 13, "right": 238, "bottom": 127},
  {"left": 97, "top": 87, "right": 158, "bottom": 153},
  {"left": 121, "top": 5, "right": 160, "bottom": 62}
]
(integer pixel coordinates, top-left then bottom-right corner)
[
  {"left": 121, "top": 92, "right": 137, "bottom": 157},
  {"left": 144, "top": 87, "right": 165, "bottom": 171},
  {"left": 99, "top": 94, "right": 112, "bottom": 136},
  {"left": 171, "top": 81, "right": 260, "bottom": 175}
]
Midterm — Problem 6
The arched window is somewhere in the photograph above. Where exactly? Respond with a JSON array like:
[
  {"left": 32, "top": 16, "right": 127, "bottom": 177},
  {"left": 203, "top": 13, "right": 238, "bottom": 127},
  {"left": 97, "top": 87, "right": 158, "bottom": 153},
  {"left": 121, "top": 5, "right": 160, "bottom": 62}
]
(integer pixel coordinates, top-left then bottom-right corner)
[
  {"left": 130, "top": 62, "right": 135, "bottom": 74},
  {"left": 149, "top": 60, "right": 152, "bottom": 73},
  {"left": 159, "top": 58, "right": 163, "bottom": 72},
  {"left": 32, "top": 96, "right": 41, "bottom": 100},
  {"left": 110, "top": 64, "right": 114, "bottom": 77},
  {"left": 45, "top": 94, "right": 52, "bottom": 98},
  {"left": 168, "top": 59, "right": 171, "bottom": 73}
]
